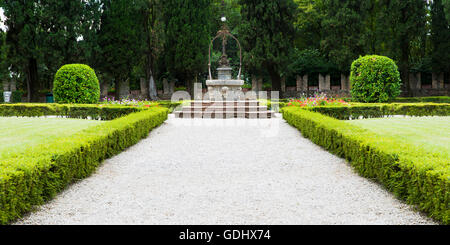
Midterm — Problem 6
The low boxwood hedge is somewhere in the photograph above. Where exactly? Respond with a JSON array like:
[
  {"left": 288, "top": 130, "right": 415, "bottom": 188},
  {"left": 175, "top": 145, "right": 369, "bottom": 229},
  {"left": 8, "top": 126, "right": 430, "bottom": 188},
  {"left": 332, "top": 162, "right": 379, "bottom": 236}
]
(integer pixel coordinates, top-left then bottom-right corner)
[
  {"left": 0, "top": 104, "right": 142, "bottom": 120},
  {"left": 394, "top": 96, "right": 450, "bottom": 104},
  {"left": 308, "top": 103, "right": 450, "bottom": 120},
  {"left": 0, "top": 106, "right": 168, "bottom": 224},
  {"left": 282, "top": 106, "right": 449, "bottom": 224},
  {"left": 157, "top": 101, "right": 183, "bottom": 113}
]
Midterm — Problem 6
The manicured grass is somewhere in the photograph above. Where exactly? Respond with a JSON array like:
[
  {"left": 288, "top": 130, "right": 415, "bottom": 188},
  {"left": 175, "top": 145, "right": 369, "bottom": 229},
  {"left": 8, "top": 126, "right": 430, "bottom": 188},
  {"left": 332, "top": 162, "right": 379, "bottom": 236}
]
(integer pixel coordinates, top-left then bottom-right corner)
[
  {"left": 347, "top": 116, "right": 450, "bottom": 157},
  {"left": 0, "top": 117, "right": 103, "bottom": 160}
]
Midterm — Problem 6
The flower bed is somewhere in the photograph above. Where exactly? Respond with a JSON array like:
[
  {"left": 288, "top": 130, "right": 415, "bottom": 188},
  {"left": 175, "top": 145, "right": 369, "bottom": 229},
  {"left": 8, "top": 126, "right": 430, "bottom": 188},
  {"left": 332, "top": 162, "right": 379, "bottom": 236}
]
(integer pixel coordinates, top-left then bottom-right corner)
[
  {"left": 101, "top": 98, "right": 182, "bottom": 113},
  {"left": 287, "top": 94, "right": 349, "bottom": 107}
]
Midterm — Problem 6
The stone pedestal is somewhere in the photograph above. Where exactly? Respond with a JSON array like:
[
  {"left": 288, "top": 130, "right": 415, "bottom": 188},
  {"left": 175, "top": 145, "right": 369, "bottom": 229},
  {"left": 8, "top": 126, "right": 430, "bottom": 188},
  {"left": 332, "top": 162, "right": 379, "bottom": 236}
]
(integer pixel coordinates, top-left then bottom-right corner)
[
  {"left": 218, "top": 67, "right": 233, "bottom": 80},
  {"left": 302, "top": 75, "right": 309, "bottom": 91},
  {"left": 341, "top": 74, "right": 350, "bottom": 91},
  {"left": 100, "top": 81, "right": 110, "bottom": 98},
  {"left": 163, "top": 79, "right": 170, "bottom": 95},
  {"left": 206, "top": 79, "right": 244, "bottom": 100},
  {"left": 296, "top": 76, "right": 302, "bottom": 92},
  {"left": 140, "top": 78, "right": 149, "bottom": 98},
  {"left": 325, "top": 75, "right": 331, "bottom": 91},
  {"left": 169, "top": 81, "right": 175, "bottom": 94},
  {"left": 318, "top": 74, "right": 327, "bottom": 91},
  {"left": 432, "top": 73, "right": 444, "bottom": 89}
]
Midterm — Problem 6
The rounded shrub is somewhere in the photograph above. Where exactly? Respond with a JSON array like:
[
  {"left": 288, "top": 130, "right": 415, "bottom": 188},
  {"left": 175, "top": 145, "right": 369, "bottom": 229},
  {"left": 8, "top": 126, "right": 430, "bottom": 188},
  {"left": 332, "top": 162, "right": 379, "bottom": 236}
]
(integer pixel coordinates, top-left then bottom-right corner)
[
  {"left": 350, "top": 55, "right": 401, "bottom": 103},
  {"left": 53, "top": 64, "right": 100, "bottom": 104}
]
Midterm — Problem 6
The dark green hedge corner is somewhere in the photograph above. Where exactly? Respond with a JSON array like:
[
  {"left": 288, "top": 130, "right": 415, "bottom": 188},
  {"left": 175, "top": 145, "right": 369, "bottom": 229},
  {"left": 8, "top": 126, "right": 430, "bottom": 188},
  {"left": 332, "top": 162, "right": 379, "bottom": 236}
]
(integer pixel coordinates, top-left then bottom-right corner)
[{"left": 0, "top": 106, "right": 168, "bottom": 224}]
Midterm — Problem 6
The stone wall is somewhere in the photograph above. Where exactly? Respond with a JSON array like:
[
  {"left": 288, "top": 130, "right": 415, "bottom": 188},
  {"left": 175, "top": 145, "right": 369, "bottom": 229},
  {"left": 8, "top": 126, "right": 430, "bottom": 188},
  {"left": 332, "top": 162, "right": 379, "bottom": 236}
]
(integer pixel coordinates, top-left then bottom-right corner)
[
  {"left": 105, "top": 72, "right": 449, "bottom": 100},
  {"left": 279, "top": 72, "right": 449, "bottom": 98}
]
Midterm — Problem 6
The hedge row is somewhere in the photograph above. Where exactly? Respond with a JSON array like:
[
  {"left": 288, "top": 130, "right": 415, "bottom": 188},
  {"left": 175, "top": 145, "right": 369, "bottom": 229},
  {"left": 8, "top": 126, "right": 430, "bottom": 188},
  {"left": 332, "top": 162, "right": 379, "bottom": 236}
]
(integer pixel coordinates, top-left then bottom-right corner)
[
  {"left": 157, "top": 101, "right": 183, "bottom": 113},
  {"left": 0, "top": 107, "right": 168, "bottom": 224},
  {"left": 394, "top": 96, "right": 450, "bottom": 104},
  {"left": 308, "top": 103, "right": 450, "bottom": 120},
  {"left": 282, "top": 106, "right": 449, "bottom": 224},
  {"left": 0, "top": 104, "right": 141, "bottom": 120}
]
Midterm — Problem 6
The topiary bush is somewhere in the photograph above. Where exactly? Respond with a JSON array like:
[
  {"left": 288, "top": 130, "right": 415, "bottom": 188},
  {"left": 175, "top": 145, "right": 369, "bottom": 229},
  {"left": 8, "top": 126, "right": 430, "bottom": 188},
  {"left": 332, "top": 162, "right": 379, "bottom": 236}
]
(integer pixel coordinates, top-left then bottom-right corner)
[
  {"left": 53, "top": 64, "right": 100, "bottom": 104},
  {"left": 350, "top": 55, "right": 401, "bottom": 103}
]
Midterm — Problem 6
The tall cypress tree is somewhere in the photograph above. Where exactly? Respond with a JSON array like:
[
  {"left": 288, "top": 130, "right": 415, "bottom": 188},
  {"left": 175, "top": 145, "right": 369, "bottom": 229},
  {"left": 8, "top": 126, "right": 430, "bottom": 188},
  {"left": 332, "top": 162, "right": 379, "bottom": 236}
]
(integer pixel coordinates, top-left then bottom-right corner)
[
  {"left": 97, "top": 0, "right": 147, "bottom": 99},
  {"left": 318, "top": 0, "right": 365, "bottom": 73},
  {"left": 443, "top": 0, "right": 450, "bottom": 22},
  {"left": 378, "top": 0, "right": 426, "bottom": 94},
  {"left": 1, "top": 0, "right": 98, "bottom": 101},
  {"left": 239, "top": 0, "right": 297, "bottom": 91},
  {"left": 161, "top": 0, "right": 212, "bottom": 94},
  {"left": 431, "top": 0, "right": 450, "bottom": 73},
  {"left": 0, "top": 29, "right": 7, "bottom": 85}
]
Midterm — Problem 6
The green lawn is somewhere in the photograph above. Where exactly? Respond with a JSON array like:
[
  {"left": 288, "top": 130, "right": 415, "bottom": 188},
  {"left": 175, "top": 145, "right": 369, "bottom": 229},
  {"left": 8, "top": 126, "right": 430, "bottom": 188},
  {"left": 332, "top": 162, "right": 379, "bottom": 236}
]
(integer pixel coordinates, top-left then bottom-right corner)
[
  {"left": 347, "top": 116, "right": 450, "bottom": 157},
  {"left": 0, "top": 117, "right": 103, "bottom": 160}
]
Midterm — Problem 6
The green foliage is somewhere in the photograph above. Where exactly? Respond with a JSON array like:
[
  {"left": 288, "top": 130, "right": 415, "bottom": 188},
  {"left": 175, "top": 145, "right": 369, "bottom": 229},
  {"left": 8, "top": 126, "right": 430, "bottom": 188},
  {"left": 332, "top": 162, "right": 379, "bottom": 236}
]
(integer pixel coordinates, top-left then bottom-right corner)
[
  {"left": 318, "top": 0, "right": 365, "bottom": 72},
  {"left": 11, "top": 91, "right": 23, "bottom": 103},
  {"left": 241, "top": 84, "right": 252, "bottom": 89},
  {"left": 161, "top": 0, "right": 212, "bottom": 90},
  {"left": 394, "top": 96, "right": 450, "bottom": 104},
  {"left": 53, "top": 64, "right": 100, "bottom": 104},
  {"left": 156, "top": 100, "right": 183, "bottom": 113},
  {"left": 0, "top": 106, "right": 168, "bottom": 224},
  {"left": 0, "top": 90, "right": 21, "bottom": 103},
  {"left": 0, "top": 30, "right": 7, "bottom": 83},
  {"left": 97, "top": 0, "right": 148, "bottom": 99},
  {"left": 431, "top": 0, "right": 450, "bottom": 73},
  {"left": 288, "top": 49, "right": 333, "bottom": 75},
  {"left": 0, "top": 104, "right": 142, "bottom": 121},
  {"left": 0, "top": 0, "right": 102, "bottom": 102},
  {"left": 239, "top": 0, "right": 297, "bottom": 90},
  {"left": 350, "top": 55, "right": 401, "bottom": 103},
  {"left": 308, "top": 103, "right": 450, "bottom": 120},
  {"left": 282, "top": 106, "right": 450, "bottom": 224},
  {"left": 444, "top": 0, "right": 450, "bottom": 22}
]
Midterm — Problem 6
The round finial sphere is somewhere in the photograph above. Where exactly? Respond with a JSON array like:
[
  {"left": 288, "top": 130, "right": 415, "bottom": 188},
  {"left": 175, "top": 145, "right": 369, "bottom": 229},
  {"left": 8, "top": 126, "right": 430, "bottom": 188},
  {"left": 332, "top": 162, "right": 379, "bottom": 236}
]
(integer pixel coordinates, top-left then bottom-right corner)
[{"left": 221, "top": 17, "right": 227, "bottom": 22}]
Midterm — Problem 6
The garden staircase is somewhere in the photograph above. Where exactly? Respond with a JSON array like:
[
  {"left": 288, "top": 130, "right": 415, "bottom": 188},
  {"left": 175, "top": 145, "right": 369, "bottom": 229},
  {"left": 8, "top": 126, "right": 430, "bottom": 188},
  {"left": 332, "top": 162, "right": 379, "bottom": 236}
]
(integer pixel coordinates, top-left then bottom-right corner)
[{"left": 174, "top": 100, "right": 276, "bottom": 119}]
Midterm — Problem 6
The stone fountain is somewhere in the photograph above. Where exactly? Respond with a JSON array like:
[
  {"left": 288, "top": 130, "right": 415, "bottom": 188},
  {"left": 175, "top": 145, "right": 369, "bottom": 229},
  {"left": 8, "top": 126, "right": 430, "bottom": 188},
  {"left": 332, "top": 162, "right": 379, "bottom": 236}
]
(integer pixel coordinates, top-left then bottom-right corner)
[{"left": 206, "top": 20, "right": 244, "bottom": 101}]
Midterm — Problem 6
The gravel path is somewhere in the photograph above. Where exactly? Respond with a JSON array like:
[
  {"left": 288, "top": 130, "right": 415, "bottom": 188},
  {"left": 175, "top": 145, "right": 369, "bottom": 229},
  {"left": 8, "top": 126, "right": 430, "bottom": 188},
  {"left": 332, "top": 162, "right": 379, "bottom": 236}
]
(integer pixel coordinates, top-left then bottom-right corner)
[{"left": 16, "top": 115, "right": 435, "bottom": 225}]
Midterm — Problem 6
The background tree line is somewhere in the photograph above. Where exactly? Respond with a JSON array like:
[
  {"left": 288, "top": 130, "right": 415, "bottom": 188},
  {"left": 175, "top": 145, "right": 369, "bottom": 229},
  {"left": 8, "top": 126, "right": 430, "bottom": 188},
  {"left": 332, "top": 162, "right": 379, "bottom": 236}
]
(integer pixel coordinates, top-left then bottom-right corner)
[{"left": 0, "top": 0, "right": 449, "bottom": 102}]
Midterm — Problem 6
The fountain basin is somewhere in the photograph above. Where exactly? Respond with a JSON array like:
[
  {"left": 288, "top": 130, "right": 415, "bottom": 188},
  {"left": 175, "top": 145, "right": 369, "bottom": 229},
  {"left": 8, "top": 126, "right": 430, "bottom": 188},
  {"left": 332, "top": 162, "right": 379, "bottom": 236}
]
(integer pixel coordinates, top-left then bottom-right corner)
[{"left": 206, "top": 79, "right": 244, "bottom": 100}]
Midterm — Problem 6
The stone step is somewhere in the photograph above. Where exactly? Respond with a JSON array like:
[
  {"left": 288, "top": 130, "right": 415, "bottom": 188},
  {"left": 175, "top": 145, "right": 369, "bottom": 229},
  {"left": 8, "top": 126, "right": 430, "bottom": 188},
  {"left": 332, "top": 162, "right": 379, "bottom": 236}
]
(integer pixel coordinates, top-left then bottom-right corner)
[
  {"left": 181, "top": 106, "right": 269, "bottom": 112},
  {"left": 174, "top": 111, "right": 275, "bottom": 119}
]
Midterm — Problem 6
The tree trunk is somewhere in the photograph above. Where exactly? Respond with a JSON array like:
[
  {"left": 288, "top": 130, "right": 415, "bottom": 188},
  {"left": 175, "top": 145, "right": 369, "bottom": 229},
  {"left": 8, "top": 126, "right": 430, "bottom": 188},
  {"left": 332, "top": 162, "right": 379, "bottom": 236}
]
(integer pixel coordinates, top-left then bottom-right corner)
[
  {"left": 268, "top": 66, "right": 281, "bottom": 92},
  {"left": 186, "top": 78, "right": 194, "bottom": 98},
  {"left": 27, "top": 58, "right": 39, "bottom": 102},
  {"left": 100, "top": 81, "right": 110, "bottom": 99},
  {"left": 400, "top": 8, "right": 411, "bottom": 97}
]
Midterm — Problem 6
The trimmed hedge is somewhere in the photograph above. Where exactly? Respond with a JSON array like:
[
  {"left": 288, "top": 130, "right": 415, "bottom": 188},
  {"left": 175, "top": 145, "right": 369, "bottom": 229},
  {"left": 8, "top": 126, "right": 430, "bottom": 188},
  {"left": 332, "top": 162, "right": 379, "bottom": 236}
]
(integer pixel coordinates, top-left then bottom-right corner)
[
  {"left": 157, "top": 100, "right": 183, "bottom": 113},
  {"left": 282, "top": 106, "right": 449, "bottom": 224},
  {"left": 53, "top": 64, "right": 100, "bottom": 104},
  {"left": 394, "top": 96, "right": 450, "bottom": 104},
  {"left": 308, "top": 103, "right": 450, "bottom": 120},
  {"left": 0, "top": 106, "right": 168, "bottom": 224},
  {"left": 0, "top": 104, "right": 141, "bottom": 120},
  {"left": 350, "top": 55, "right": 401, "bottom": 103}
]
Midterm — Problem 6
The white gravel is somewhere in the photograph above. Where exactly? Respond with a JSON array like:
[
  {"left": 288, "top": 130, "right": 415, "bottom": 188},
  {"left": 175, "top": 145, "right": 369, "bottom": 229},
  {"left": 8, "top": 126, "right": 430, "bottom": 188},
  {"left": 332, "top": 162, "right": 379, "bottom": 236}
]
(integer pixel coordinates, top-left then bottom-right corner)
[{"left": 15, "top": 115, "right": 436, "bottom": 225}]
